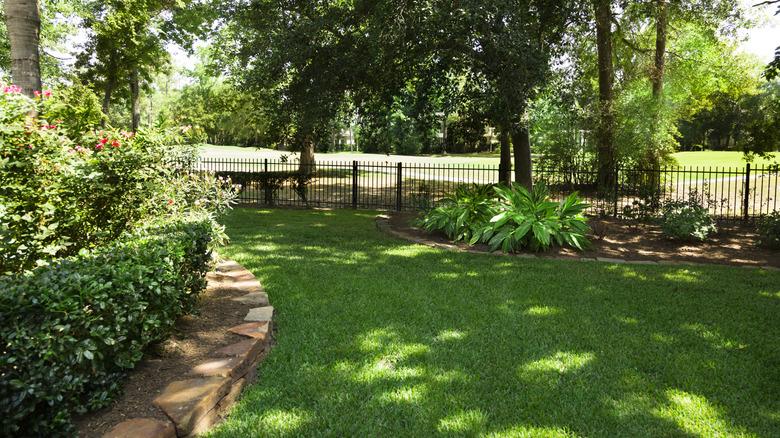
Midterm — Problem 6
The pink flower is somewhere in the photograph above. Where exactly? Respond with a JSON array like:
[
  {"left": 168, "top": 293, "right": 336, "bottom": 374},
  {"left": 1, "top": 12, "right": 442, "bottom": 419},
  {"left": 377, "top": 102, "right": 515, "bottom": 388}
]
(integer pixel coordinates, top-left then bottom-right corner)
[
  {"left": 34, "top": 90, "right": 41, "bottom": 98},
  {"left": 167, "top": 199, "right": 174, "bottom": 206},
  {"left": 42, "top": 90, "right": 52, "bottom": 98},
  {"left": 99, "top": 138, "right": 108, "bottom": 145},
  {"left": 3, "top": 85, "right": 22, "bottom": 94},
  {"left": 111, "top": 139, "right": 120, "bottom": 147},
  {"left": 95, "top": 144, "right": 104, "bottom": 151}
]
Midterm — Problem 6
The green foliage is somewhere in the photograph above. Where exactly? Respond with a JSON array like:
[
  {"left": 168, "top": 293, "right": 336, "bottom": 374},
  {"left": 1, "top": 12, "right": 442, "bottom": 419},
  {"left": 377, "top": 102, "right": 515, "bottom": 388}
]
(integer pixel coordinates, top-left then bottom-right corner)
[
  {"left": 39, "top": 83, "right": 107, "bottom": 141},
  {"left": 418, "top": 184, "right": 496, "bottom": 242},
  {"left": 0, "top": 213, "right": 216, "bottom": 436},
  {"left": 758, "top": 211, "right": 780, "bottom": 249},
  {"left": 660, "top": 196, "right": 717, "bottom": 241},
  {"left": 0, "top": 86, "right": 238, "bottom": 274},
  {"left": 471, "top": 184, "right": 591, "bottom": 252}
]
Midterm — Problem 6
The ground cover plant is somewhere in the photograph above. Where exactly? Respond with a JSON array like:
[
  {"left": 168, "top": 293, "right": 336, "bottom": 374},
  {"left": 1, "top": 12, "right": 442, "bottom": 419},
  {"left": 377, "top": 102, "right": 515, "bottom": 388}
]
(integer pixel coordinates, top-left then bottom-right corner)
[{"left": 209, "top": 208, "right": 780, "bottom": 437}]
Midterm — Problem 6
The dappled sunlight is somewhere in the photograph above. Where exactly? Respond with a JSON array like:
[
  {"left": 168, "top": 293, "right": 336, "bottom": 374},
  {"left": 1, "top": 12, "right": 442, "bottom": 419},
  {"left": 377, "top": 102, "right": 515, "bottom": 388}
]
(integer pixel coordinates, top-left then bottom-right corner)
[
  {"left": 433, "top": 329, "right": 466, "bottom": 342},
  {"left": 436, "top": 409, "right": 488, "bottom": 434},
  {"left": 680, "top": 323, "right": 746, "bottom": 351},
  {"left": 615, "top": 315, "right": 639, "bottom": 325},
  {"left": 381, "top": 245, "right": 430, "bottom": 257},
  {"left": 378, "top": 383, "right": 429, "bottom": 405},
  {"left": 519, "top": 351, "right": 595, "bottom": 376},
  {"left": 228, "top": 408, "right": 313, "bottom": 436},
  {"left": 654, "top": 389, "right": 748, "bottom": 437},
  {"left": 484, "top": 425, "right": 576, "bottom": 437},
  {"left": 662, "top": 269, "right": 702, "bottom": 284},
  {"left": 650, "top": 332, "right": 676, "bottom": 345},
  {"left": 524, "top": 305, "right": 563, "bottom": 316}
]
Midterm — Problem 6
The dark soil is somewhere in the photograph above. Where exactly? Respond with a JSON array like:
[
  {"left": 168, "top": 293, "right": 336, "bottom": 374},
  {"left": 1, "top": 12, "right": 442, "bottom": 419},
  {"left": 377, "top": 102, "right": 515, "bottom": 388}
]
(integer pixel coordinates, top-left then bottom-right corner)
[
  {"left": 389, "top": 212, "right": 780, "bottom": 268},
  {"left": 74, "top": 278, "right": 254, "bottom": 437}
]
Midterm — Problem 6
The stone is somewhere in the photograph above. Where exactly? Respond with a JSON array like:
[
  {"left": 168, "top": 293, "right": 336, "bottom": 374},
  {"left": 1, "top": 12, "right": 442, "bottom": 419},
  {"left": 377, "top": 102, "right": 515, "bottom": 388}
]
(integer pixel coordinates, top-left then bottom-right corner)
[
  {"left": 232, "top": 291, "right": 269, "bottom": 306},
  {"left": 215, "top": 260, "right": 242, "bottom": 273},
  {"left": 207, "top": 278, "right": 264, "bottom": 294},
  {"left": 191, "top": 356, "right": 253, "bottom": 380},
  {"left": 596, "top": 257, "right": 626, "bottom": 264},
  {"left": 626, "top": 260, "right": 657, "bottom": 265},
  {"left": 244, "top": 306, "right": 274, "bottom": 323},
  {"left": 762, "top": 265, "right": 780, "bottom": 271},
  {"left": 228, "top": 321, "right": 271, "bottom": 340},
  {"left": 102, "top": 418, "right": 176, "bottom": 438},
  {"left": 206, "top": 269, "right": 256, "bottom": 284},
  {"left": 153, "top": 377, "right": 231, "bottom": 436},
  {"left": 212, "top": 337, "right": 265, "bottom": 362}
]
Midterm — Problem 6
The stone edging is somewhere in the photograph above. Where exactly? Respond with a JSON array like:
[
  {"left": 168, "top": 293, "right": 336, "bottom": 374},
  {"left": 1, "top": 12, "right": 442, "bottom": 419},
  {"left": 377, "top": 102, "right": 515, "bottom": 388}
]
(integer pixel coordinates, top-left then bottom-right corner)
[
  {"left": 103, "top": 260, "right": 274, "bottom": 438},
  {"left": 375, "top": 215, "right": 780, "bottom": 272}
]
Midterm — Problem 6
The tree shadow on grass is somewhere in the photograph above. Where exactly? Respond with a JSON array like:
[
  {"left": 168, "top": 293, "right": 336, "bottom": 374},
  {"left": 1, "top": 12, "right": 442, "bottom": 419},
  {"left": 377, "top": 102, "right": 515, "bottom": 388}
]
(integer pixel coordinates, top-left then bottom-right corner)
[{"left": 210, "top": 208, "right": 780, "bottom": 437}]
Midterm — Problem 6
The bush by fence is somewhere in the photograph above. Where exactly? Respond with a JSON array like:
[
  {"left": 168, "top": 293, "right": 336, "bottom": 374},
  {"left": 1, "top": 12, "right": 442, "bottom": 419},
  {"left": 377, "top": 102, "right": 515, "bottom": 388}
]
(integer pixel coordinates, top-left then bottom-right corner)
[
  {"left": 195, "top": 158, "right": 780, "bottom": 220},
  {"left": 0, "top": 214, "right": 216, "bottom": 436}
]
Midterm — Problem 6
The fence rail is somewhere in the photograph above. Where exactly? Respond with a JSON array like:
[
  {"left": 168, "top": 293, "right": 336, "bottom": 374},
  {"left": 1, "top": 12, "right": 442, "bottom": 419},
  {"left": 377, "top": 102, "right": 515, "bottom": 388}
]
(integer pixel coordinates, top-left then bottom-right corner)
[{"left": 190, "top": 157, "right": 780, "bottom": 220}]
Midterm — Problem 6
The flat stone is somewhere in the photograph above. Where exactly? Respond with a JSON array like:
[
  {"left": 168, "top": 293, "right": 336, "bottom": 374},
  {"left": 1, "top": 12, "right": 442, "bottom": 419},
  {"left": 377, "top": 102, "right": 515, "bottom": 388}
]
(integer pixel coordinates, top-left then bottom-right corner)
[
  {"left": 215, "top": 260, "right": 242, "bottom": 273},
  {"left": 228, "top": 321, "right": 270, "bottom": 340},
  {"left": 232, "top": 291, "right": 269, "bottom": 306},
  {"left": 206, "top": 269, "right": 256, "bottom": 284},
  {"left": 192, "top": 357, "right": 241, "bottom": 378},
  {"left": 212, "top": 337, "right": 265, "bottom": 361},
  {"left": 596, "top": 257, "right": 626, "bottom": 264},
  {"left": 153, "top": 377, "right": 231, "bottom": 436},
  {"left": 579, "top": 257, "right": 598, "bottom": 262},
  {"left": 207, "top": 278, "right": 263, "bottom": 293},
  {"left": 762, "top": 265, "right": 780, "bottom": 271},
  {"left": 103, "top": 418, "right": 176, "bottom": 438},
  {"left": 375, "top": 214, "right": 391, "bottom": 220},
  {"left": 244, "top": 306, "right": 274, "bottom": 323}
]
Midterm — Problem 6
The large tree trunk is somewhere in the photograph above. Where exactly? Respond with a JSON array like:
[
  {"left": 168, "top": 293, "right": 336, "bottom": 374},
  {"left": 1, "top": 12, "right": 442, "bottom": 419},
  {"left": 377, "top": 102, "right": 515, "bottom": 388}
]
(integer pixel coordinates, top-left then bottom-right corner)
[
  {"left": 298, "top": 135, "right": 316, "bottom": 175},
  {"left": 511, "top": 127, "right": 532, "bottom": 190},
  {"left": 498, "top": 129, "right": 512, "bottom": 185},
  {"left": 594, "top": 0, "right": 616, "bottom": 191},
  {"left": 652, "top": 0, "right": 667, "bottom": 100},
  {"left": 4, "top": 0, "right": 42, "bottom": 97},
  {"left": 130, "top": 68, "right": 141, "bottom": 131}
]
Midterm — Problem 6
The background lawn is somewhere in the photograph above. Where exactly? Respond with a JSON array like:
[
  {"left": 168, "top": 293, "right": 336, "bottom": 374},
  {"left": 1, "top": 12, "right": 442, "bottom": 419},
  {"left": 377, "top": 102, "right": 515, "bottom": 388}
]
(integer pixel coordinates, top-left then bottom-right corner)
[
  {"left": 209, "top": 208, "right": 780, "bottom": 437},
  {"left": 201, "top": 145, "right": 779, "bottom": 170}
]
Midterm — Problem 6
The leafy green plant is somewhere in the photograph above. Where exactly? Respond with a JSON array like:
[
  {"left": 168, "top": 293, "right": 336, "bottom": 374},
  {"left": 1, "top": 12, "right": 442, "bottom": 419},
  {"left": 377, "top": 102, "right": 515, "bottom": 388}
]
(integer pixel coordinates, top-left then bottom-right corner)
[
  {"left": 417, "top": 184, "right": 496, "bottom": 242},
  {"left": 471, "top": 183, "right": 591, "bottom": 252},
  {"left": 758, "top": 211, "right": 780, "bottom": 249},
  {"left": 0, "top": 213, "right": 216, "bottom": 436},
  {"left": 659, "top": 195, "right": 716, "bottom": 241}
]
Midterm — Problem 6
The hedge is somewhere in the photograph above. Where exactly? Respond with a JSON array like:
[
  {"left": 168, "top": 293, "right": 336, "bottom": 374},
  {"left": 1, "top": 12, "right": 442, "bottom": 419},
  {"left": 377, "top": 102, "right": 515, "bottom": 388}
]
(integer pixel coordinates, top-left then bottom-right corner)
[{"left": 0, "top": 213, "right": 216, "bottom": 436}]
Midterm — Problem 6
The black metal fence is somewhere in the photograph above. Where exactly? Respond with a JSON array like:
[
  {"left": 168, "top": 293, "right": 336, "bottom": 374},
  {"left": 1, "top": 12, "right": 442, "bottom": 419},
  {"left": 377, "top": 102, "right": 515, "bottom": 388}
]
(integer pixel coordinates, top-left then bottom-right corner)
[{"left": 191, "top": 157, "right": 780, "bottom": 220}]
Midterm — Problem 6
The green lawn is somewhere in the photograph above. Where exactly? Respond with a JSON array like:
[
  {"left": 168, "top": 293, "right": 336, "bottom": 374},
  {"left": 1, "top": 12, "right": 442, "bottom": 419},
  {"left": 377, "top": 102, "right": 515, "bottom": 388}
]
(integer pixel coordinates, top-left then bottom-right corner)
[
  {"left": 202, "top": 145, "right": 779, "bottom": 170},
  {"left": 209, "top": 208, "right": 780, "bottom": 437},
  {"left": 671, "top": 151, "right": 780, "bottom": 169}
]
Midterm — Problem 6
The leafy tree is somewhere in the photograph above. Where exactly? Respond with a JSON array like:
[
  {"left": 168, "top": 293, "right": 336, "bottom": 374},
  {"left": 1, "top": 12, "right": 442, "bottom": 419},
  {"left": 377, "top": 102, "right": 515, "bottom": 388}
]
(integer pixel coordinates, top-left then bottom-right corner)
[{"left": 3, "top": 0, "right": 41, "bottom": 96}]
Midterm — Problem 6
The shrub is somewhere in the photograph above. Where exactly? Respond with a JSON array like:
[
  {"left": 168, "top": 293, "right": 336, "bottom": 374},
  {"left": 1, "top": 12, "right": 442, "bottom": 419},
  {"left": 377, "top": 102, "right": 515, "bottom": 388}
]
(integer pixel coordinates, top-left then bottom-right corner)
[
  {"left": 659, "top": 196, "right": 716, "bottom": 241},
  {"left": 417, "top": 184, "right": 496, "bottom": 242},
  {"left": 758, "top": 211, "right": 780, "bottom": 249},
  {"left": 471, "top": 183, "right": 591, "bottom": 252},
  {"left": 0, "top": 213, "right": 217, "bottom": 436},
  {"left": 0, "top": 86, "right": 238, "bottom": 274}
]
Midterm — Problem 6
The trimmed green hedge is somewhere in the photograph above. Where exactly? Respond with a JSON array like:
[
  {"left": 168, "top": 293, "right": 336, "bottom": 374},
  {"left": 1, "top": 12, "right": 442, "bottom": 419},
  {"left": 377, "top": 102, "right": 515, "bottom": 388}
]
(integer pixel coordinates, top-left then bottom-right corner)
[{"left": 0, "top": 213, "right": 216, "bottom": 435}]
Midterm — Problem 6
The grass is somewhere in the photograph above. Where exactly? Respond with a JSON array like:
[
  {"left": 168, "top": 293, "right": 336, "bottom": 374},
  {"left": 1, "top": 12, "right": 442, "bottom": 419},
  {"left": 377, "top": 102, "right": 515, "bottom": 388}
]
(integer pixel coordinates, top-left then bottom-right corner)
[
  {"left": 209, "top": 208, "right": 780, "bottom": 437},
  {"left": 202, "top": 145, "right": 779, "bottom": 170},
  {"left": 671, "top": 151, "right": 780, "bottom": 169}
]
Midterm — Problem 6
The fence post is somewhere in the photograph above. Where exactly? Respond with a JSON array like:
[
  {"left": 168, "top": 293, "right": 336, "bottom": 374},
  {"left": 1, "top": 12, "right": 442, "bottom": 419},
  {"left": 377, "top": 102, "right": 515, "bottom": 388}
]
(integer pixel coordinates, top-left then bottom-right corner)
[
  {"left": 613, "top": 164, "right": 620, "bottom": 218},
  {"left": 743, "top": 163, "right": 751, "bottom": 221},
  {"left": 396, "top": 162, "right": 403, "bottom": 211},
  {"left": 352, "top": 160, "right": 358, "bottom": 209}
]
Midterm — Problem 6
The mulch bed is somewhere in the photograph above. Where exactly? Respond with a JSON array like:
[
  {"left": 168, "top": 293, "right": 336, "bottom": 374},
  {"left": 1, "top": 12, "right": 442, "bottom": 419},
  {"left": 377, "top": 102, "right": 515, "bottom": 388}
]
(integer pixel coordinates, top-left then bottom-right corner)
[
  {"left": 388, "top": 212, "right": 780, "bottom": 268},
  {"left": 74, "top": 279, "right": 257, "bottom": 437}
]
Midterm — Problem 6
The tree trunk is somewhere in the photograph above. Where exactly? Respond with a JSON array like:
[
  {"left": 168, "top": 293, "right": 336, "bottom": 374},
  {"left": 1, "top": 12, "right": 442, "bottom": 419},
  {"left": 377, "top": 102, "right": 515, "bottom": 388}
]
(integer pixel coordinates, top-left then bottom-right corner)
[
  {"left": 102, "top": 76, "right": 115, "bottom": 120},
  {"left": 652, "top": 0, "right": 667, "bottom": 100},
  {"left": 498, "top": 129, "right": 512, "bottom": 185},
  {"left": 511, "top": 127, "right": 532, "bottom": 190},
  {"left": 299, "top": 135, "right": 316, "bottom": 175},
  {"left": 4, "top": 0, "right": 42, "bottom": 97},
  {"left": 130, "top": 68, "right": 141, "bottom": 131},
  {"left": 594, "top": 0, "right": 616, "bottom": 191}
]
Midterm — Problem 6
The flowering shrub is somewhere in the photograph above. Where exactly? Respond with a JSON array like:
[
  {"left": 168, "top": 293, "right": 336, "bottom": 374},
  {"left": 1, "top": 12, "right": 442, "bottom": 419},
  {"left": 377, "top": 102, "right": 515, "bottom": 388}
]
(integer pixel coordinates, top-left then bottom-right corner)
[{"left": 0, "top": 85, "right": 238, "bottom": 273}]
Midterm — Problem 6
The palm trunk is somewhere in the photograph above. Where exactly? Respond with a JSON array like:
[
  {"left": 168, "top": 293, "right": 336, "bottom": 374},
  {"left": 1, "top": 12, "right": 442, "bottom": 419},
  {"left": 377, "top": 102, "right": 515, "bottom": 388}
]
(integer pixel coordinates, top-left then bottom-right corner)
[
  {"left": 594, "top": 0, "right": 616, "bottom": 192},
  {"left": 4, "top": 0, "right": 42, "bottom": 97},
  {"left": 498, "top": 129, "right": 512, "bottom": 185},
  {"left": 130, "top": 68, "right": 141, "bottom": 131},
  {"left": 511, "top": 127, "right": 532, "bottom": 190}
]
